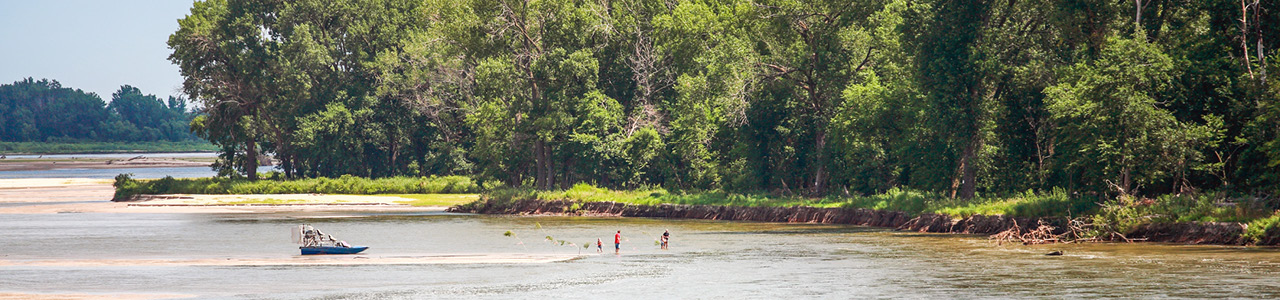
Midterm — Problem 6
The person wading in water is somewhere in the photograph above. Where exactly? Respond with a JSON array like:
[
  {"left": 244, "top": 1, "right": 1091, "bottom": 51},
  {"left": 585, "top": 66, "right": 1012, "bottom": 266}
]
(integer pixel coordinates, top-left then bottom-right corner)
[
  {"left": 614, "top": 230, "right": 622, "bottom": 254},
  {"left": 661, "top": 229, "right": 670, "bottom": 250}
]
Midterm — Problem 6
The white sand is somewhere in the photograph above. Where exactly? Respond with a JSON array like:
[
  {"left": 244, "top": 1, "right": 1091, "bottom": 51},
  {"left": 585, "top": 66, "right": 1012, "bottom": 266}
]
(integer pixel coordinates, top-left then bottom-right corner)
[
  {"left": 0, "top": 292, "right": 193, "bottom": 300},
  {"left": 0, "top": 253, "right": 581, "bottom": 267},
  {"left": 0, "top": 178, "right": 459, "bottom": 214},
  {"left": 0, "top": 178, "right": 112, "bottom": 189},
  {"left": 135, "top": 193, "right": 419, "bottom": 205}
]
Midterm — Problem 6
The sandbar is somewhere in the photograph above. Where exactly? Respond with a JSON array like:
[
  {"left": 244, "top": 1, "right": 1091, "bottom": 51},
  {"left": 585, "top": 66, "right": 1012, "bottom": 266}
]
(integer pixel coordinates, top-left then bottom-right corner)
[
  {"left": 0, "top": 253, "right": 581, "bottom": 267},
  {"left": 0, "top": 157, "right": 209, "bottom": 172},
  {"left": 0, "top": 179, "right": 458, "bottom": 214},
  {"left": 0, "top": 292, "right": 193, "bottom": 300},
  {"left": 0, "top": 180, "right": 114, "bottom": 203}
]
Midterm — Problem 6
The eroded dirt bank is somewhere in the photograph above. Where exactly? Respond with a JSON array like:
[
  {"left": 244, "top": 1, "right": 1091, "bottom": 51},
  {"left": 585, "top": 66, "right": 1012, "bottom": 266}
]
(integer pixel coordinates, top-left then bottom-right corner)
[{"left": 448, "top": 198, "right": 1276, "bottom": 246}]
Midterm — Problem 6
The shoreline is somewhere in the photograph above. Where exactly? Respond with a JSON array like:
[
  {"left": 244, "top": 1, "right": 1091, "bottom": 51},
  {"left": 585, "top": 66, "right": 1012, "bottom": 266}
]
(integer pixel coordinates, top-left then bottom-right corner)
[
  {"left": 0, "top": 179, "right": 458, "bottom": 214},
  {"left": 0, "top": 157, "right": 211, "bottom": 172},
  {"left": 2, "top": 178, "right": 1267, "bottom": 246},
  {"left": 0, "top": 253, "right": 581, "bottom": 267},
  {"left": 448, "top": 198, "right": 1270, "bottom": 246},
  {"left": 0, "top": 293, "right": 194, "bottom": 300}
]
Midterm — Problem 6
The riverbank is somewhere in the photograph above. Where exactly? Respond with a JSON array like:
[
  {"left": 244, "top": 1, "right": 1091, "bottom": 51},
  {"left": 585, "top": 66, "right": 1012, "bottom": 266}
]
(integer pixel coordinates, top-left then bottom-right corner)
[
  {"left": 0, "top": 292, "right": 193, "bottom": 300},
  {"left": 448, "top": 197, "right": 1280, "bottom": 246},
  {"left": 0, "top": 156, "right": 210, "bottom": 172},
  {"left": 109, "top": 177, "right": 1280, "bottom": 246},
  {"left": 0, "top": 178, "right": 474, "bottom": 214},
  {"left": 0, "top": 141, "right": 218, "bottom": 154},
  {"left": 0, "top": 253, "right": 580, "bottom": 267},
  {"left": 111, "top": 175, "right": 479, "bottom": 201}
]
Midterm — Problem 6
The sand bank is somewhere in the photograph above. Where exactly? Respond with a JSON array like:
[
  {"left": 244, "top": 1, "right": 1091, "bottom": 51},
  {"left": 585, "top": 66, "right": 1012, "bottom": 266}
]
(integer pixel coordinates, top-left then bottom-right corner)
[
  {"left": 0, "top": 293, "right": 193, "bottom": 300},
  {"left": 0, "top": 157, "right": 209, "bottom": 172},
  {"left": 0, "top": 253, "right": 580, "bottom": 267},
  {"left": 0, "top": 179, "right": 114, "bottom": 203},
  {"left": 0, "top": 200, "right": 449, "bottom": 214},
  {"left": 0, "top": 178, "right": 112, "bottom": 189},
  {"left": 130, "top": 193, "right": 420, "bottom": 205},
  {"left": 0, "top": 179, "right": 455, "bottom": 214}
]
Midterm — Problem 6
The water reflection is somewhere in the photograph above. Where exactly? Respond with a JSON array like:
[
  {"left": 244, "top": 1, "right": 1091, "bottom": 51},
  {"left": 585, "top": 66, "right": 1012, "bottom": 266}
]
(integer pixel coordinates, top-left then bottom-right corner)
[{"left": 1, "top": 212, "right": 1278, "bottom": 298}]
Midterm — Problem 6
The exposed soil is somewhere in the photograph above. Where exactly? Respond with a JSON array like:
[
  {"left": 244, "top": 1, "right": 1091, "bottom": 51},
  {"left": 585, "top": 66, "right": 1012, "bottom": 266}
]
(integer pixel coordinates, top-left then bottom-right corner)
[{"left": 449, "top": 198, "right": 1280, "bottom": 246}]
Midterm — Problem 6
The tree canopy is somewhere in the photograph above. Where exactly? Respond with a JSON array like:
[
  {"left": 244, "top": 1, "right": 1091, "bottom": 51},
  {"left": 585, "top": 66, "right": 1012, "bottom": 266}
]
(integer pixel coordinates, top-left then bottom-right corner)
[
  {"left": 0, "top": 78, "right": 198, "bottom": 143},
  {"left": 170, "top": 0, "right": 1279, "bottom": 198}
]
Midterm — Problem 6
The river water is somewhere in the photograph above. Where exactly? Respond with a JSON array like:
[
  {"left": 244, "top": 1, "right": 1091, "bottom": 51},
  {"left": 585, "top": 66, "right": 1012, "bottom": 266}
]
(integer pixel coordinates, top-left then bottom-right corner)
[
  {"left": 3, "top": 211, "right": 1280, "bottom": 299},
  {"left": 0, "top": 152, "right": 219, "bottom": 179},
  {"left": 0, "top": 166, "right": 216, "bottom": 179}
]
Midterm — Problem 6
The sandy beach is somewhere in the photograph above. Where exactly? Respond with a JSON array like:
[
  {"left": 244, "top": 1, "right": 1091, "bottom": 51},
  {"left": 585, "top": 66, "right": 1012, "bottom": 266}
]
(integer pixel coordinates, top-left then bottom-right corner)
[
  {"left": 0, "top": 179, "right": 114, "bottom": 203},
  {"left": 0, "top": 178, "right": 465, "bottom": 214},
  {"left": 0, "top": 178, "right": 580, "bottom": 273},
  {"left": 0, "top": 157, "right": 210, "bottom": 172},
  {"left": 0, "top": 253, "right": 581, "bottom": 267},
  {"left": 0, "top": 293, "right": 193, "bottom": 300}
]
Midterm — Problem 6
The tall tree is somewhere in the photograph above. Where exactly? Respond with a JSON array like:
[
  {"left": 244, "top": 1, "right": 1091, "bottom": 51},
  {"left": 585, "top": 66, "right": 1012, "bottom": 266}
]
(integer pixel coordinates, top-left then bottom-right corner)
[
  {"left": 169, "top": 0, "right": 275, "bottom": 180},
  {"left": 909, "top": 0, "right": 993, "bottom": 199},
  {"left": 1044, "top": 34, "right": 1218, "bottom": 195}
]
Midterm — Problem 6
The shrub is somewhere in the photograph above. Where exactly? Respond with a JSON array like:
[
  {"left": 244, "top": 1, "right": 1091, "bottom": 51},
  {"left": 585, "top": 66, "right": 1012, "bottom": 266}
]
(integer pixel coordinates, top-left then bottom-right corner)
[{"left": 113, "top": 175, "right": 481, "bottom": 198}]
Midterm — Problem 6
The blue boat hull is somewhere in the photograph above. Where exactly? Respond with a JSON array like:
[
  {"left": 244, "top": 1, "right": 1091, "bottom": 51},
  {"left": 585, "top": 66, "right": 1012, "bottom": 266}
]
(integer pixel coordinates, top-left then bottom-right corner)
[{"left": 300, "top": 246, "right": 368, "bottom": 255}]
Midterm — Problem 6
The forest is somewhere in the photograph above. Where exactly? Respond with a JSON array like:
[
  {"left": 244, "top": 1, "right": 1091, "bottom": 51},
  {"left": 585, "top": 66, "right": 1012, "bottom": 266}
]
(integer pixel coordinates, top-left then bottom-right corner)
[
  {"left": 0, "top": 78, "right": 200, "bottom": 143},
  {"left": 168, "top": 0, "right": 1279, "bottom": 200}
]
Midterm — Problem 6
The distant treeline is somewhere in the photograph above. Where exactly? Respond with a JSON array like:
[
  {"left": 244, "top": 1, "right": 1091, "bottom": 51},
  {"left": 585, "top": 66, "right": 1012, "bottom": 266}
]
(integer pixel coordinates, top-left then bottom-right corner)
[
  {"left": 0, "top": 78, "right": 200, "bottom": 143},
  {"left": 170, "top": 0, "right": 1278, "bottom": 199}
]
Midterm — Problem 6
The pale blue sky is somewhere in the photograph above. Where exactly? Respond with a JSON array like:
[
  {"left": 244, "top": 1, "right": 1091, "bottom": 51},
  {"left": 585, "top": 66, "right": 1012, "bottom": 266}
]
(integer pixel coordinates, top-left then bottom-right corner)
[{"left": 0, "top": 1, "right": 194, "bottom": 101}]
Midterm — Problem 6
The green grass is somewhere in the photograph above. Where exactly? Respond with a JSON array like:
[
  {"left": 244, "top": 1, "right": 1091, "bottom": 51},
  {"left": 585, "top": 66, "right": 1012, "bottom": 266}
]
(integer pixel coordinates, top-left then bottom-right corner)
[
  {"left": 1244, "top": 212, "right": 1280, "bottom": 244},
  {"left": 0, "top": 141, "right": 217, "bottom": 154},
  {"left": 478, "top": 184, "right": 1097, "bottom": 218},
  {"left": 221, "top": 198, "right": 311, "bottom": 205},
  {"left": 391, "top": 194, "right": 481, "bottom": 206},
  {"left": 113, "top": 174, "right": 479, "bottom": 200},
  {"left": 484, "top": 184, "right": 848, "bottom": 208}
]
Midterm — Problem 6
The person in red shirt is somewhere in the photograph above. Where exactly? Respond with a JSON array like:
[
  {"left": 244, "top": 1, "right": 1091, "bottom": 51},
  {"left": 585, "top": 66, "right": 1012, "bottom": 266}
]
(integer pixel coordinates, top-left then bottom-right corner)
[{"left": 614, "top": 230, "right": 622, "bottom": 254}]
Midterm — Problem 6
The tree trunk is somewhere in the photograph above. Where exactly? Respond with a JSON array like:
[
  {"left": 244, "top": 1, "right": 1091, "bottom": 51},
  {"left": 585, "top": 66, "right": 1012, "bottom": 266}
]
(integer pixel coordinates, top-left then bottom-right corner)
[
  {"left": 245, "top": 138, "right": 259, "bottom": 181},
  {"left": 961, "top": 141, "right": 979, "bottom": 199},
  {"left": 811, "top": 128, "right": 828, "bottom": 195},
  {"left": 543, "top": 141, "right": 555, "bottom": 190},
  {"left": 534, "top": 140, "right": 547, "bottom": 190},
  {"left": 950, "top": 136, "right": 980, "bottom": 199}
]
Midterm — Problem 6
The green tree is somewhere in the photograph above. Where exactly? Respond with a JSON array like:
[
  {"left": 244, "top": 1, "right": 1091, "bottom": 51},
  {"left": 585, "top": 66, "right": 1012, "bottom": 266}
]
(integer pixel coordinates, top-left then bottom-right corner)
[
  {"left": 1045, "top": 34, "right": 1218, "bottom": 195},
  {"left": 169, "top": 0, "right": 274, "bottom": 180}
]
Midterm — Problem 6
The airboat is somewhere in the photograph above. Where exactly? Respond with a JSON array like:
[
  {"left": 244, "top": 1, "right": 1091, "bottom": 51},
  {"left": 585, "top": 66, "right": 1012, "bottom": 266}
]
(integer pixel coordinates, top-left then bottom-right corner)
[{"left": 292, "top": 225, "right": 368, "bottom": 255}]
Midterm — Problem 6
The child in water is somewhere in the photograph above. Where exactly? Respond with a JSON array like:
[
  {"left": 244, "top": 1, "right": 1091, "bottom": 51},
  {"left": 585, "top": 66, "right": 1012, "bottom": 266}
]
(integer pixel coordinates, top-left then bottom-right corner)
[{"left": 596, "top": 238, "right": 603, "bottom": 253}]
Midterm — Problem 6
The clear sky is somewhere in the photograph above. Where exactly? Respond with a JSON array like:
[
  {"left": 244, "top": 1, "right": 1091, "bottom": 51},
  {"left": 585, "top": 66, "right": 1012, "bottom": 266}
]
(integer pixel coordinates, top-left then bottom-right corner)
[{"left": 0, "top": 1, "right": 194, "bottom": 101}]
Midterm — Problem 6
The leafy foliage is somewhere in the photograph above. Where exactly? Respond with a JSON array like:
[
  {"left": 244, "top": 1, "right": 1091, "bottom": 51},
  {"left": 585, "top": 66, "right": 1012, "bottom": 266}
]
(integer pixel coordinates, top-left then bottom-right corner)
[
  {"left": 0, "top": 79, "right": 199, "bottom": 143},
  {"left": 163, "top": 0, "right": 1278, "bottom": 205},
  {"left": 112, "top": 175, "right": 479, "bottom": 200}
]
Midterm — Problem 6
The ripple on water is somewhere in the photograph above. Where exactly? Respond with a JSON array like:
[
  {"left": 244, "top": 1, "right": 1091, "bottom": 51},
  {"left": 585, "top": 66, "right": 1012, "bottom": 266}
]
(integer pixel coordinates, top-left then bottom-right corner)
[{"left": 4, "top": 214, "right": 1280, "bottom": 298}]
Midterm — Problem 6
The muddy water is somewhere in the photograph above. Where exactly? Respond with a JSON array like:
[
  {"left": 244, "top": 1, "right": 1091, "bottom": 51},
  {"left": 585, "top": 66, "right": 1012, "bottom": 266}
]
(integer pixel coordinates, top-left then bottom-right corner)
[{"left": 2, "top": 212, "right": 1279, "bottom": 299}]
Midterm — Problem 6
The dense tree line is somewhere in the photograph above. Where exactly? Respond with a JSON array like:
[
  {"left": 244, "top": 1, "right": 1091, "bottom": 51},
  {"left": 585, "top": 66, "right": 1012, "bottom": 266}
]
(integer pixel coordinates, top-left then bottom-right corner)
[
  {"left": 0, "top": 78, "right": 199, "bottom": 142},
  {"left": 171, "top": 0, "right": 1278, "bottom": 198}
]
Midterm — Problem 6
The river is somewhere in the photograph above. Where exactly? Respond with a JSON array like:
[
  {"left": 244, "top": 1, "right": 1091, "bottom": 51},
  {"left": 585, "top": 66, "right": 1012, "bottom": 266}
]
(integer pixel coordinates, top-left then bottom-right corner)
[
  {"left": 3, "top": 211, "right": 1280, "bottom": 299},
  {"left": 0, "top": 152, "right": 219, "bottom": 179},
  {"left": 3, "top": 158, "right": 1279, "bottom": 299}
]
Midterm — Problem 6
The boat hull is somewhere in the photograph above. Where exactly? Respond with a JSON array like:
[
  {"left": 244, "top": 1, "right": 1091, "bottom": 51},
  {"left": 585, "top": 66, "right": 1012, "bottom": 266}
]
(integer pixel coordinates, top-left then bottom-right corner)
[{"left": 300, "top": 246, "right": 368, "bottom": 255}]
